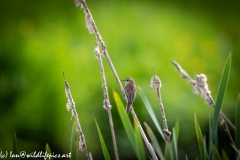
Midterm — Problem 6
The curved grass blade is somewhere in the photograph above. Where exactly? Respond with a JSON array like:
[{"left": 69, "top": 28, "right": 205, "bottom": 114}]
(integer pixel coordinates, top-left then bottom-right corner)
[
  {"left": 210, "top": 142, "right": 222, "bottom": 160},
  {"left": 172, "top": 120, "right": 179, "bottom": 160},
  {"left": 164, "top": 142, "right": 171, "bottom": 160},
  {"left": 209, "top": 115, "right": 212, "bottom": 154},
  {"left": 174, "top": 119, "right": 179, "bottom": 142},
  {"left": 172, "top": 129, "right": 178, "bottom": 160},
  {"left": 211, "top": 53, "right": 232, "bottom": 146},
  {"left": 236, "top": 93, "right": 240, "bottom": 154},
  {"left": 215, "top": 126, "right": 218, "bottom": 150},
  {"left": 231, "top": 144, "right": 239, "bottom": 153},
  {"left": 12, "top": 128, "right": 20, "bottom": 160},
  {"left": 70, "top": 120, "right": 78, "bottom": 160},
  {"left": 144, "top": 122, "right": 164, "bottom": 160},
  {"left": 196, "top": 155, "right": 199, "bottom": 160},
  {"left": 238, "top": 149, "right": 240, "bottom": 160},
  {"left": 89, "top": 153, "right": 93, "bottom": 160},
  {"left": 194, "top": 113, "right": 209, "bottom": 160},
  {"left": 138, "top": 87, "right": 165, "bottom": 140},
  {"left": 45, "top": 143, "right": 53, "bottom": 160},
  {"left": 94, "top": 117, "right": 111, "bottom": 160},
  {"left": 113, "top": 91, "right": 138, "bottom": 157},
  {"left": 134, "top": 118, "right": 146, "bottom": 160},
  {"left": 221, "top": 149, "right": 229, "bottom": 160}
]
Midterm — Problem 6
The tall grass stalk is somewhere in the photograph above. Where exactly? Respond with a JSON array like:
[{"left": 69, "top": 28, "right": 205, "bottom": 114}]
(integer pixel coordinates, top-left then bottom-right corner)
[
  {"left": 150, "top": 67, "right": 171, "bottom": 141},
  {"left": 94, "top": 41, "right": 119, "bottom": 160},
  {"left": 73, "top": 0, "right": 157, "bottom": 159},
  {"left": 62, "top": 70, "right": 90, "bottom": 160}
]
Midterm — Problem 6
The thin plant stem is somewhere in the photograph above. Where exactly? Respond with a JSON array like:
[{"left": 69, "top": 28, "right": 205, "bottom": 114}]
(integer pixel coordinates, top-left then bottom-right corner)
[
  {"left": 130, "top": 109, "right": 158, "bottom": 160},
  {"left": 62, "top": 70, "right": 90, "bottom": 160},
  {"left": 74, "top": 1, "right": 157, "bottom": 158},
  {"left": 94, "top": 42, "right": 119, "bottom": 160},
  {"left": 158, "top": 90, "right": 171, "bottom": 141},
  {"left": 151, "top": 67, "right": 171, "bottom": 141},
  {"left": 74, "top": 0, "right": 126, "bottom": 99},
  {"left": 220, "top": 111, "right": 235, "bottom": 130}
]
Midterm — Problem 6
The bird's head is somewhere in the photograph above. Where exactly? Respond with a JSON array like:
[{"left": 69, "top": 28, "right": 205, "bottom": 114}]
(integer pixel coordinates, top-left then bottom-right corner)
[{"left": 122, "top": 77, "right": 135, "bottom": 84}]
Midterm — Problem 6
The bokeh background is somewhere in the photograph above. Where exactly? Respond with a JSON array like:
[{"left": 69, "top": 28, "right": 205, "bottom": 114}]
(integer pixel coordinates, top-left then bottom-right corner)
[{"left": 0, "top": 0, "right": 239, "bottom": 159}]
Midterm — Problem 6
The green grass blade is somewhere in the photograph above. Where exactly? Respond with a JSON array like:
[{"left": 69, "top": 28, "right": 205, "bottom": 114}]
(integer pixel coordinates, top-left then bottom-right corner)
[
  {"left": 45, "top": 144, "right": 53, "bottom": 160},
  {"left": 70, "top": 120, "right": 78, "bottom": 160},
  {"left": 12, "top": 128, "right": 19, "bottom": 160},
  {"left": 237, "top": 150, "right": 240, "bottom": 160},
  {"left": 164, "top": 142, "right": 171, "bottom": 160},
  {"left": 221, "top": 149, "right": 229, "bottom": 160},
  {"left": 231, "top": 143, "right": 240, "bottom": 160},
  {"left": 231, "top": 144, "right": 239, "bottom": 153},
  {"left": 211, "top": 53, "right": 232, "bottom": 146},
  {"left": 236, "top": 93, "right": 240, "bottom": 152},
  {"left": 210, "top": 142, "right": 222, "bottom": 160},
  {"left": 172, "top": 128, "right": 178, "bottom": 160},
  {"left": 194, "top": 113, "right": 209, "bottom": 160},
  {"left": 209, "top": 115, "right": 212, "bottom": 154},
  {"left": 214, "top": 126, "right": 218, "bottom": 150},
  {"left": 174, "top": 119, "right": 179, "bottom": 142},
  {"left": 94, "top": 117, "right": 111, "bottom": 160},
  {"left": 89, "top": 153, "right": 93, "bottom": 160},
  {"left": 196, "top": 155, "right": 199, "bottom": 160},
  {"left": 113, "top": 91, "right": 138, "bottom": 157},
  {"left": 138, "top": 87, "right": 165, "bottom": 140},
  {"left": 172, "top": 120, "right": 179, "bottom": 160},
  {"left": 134, "top": 118, "right": 146, "bottom": 160},
  {"left": 186, "top": 155, "right": 188, "bottom": 160},
  {"left": 144, "top": 122, "right": 164, "bottom": 160}
]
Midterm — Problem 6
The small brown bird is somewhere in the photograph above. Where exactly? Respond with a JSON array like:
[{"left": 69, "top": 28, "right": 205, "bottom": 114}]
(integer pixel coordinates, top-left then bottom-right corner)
[{"left": 122, "top": 77, "right": 137, "bottom": 114}]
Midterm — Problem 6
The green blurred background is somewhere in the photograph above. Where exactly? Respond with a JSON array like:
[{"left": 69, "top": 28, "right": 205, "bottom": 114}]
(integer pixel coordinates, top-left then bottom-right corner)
[{"left": 0, "top": 0, "right": 239, "bottom": 159}]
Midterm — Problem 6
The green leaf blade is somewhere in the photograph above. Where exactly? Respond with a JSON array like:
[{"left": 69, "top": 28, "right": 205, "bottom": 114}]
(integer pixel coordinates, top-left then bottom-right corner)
[
  {"left": 172, "top": 128, "right": 178, "bottom": 160},
  {"left": 172, "top": 119, "right": 179, "bottom": 160},
  {"left": 144, "top": 122, "right": 164, "bottom": 160},
  {"left": 174, "top": 119, "right": 179, "bottom": 142},
  {"left": 222, "top": 149, "right": 229, "bottom": 160},
  {"left": 12, "top": 128, "right": 19, "bottom": 160},
  {"left": 211, "top": 53, "right": 232, "bottom": 146},
  {"left": 113, "top": 91, "right": 138, "bottom": 158},
  {"left": 45, "top": 144, "right": 53, "bottom": 160},
  {"left": 194, "top": 113, "right": 209, "bottom": 160},
  {"left": 236, "top": 93, "right": 240, "bottom": 153},
  {"left": 134, "top": 118, "right": 146, "bottom": 160},
  {"left": 138, "top": 87, "right": 165, "bottom": 140},
  {"left": 164, "top": 142, "right": 171, "bottom": 160},
  {"left": 210, "top": 143, "right": 222, "bottom": 160},
  {"left": 94, "top": 117, "right": 111, "bottom": 160}
]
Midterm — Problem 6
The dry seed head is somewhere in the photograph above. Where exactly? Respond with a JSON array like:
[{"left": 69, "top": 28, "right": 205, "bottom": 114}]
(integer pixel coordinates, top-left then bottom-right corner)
[
  {"left": 151, "top": 76, "right": 161, "bottom": 91},
  {"left": 150, "top": 67, "right": 162, "bottom": 93},
  {"left": 163, "top": 129, "right": 171, "bottom": 141},
  {"left": 66, "top": 101, "right": 73, "bottom": 111},
  {"left": 194, "top": 73, "right": 207, "bottom": 87},
  {"left": 73, "top": 0, "right": 83, "bottom": 7},
  {"left": 94, "top": 41, "right": 100, "bottom": 58},
  {"left": 193, "top": 73, "right": 214, "bottom": 105},
  {"left": 79, "top": 141, "right": 84, "bottom": 151},
  {"left": 193, "top": 73, "right": 210, "bottom": 94},
  {"left": 85, "top": 11, "right": 95, "bottom": 34}
]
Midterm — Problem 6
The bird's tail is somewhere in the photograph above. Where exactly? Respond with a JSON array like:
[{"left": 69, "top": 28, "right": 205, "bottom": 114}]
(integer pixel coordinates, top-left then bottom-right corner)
[{"left": 126, "top": 102, "right": 132, "bottom": 114}]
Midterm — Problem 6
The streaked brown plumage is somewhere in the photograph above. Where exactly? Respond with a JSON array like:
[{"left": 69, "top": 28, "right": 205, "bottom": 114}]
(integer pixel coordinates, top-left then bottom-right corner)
[{"left": 122, "top": 77, "right": 136, "bottom": 114}]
